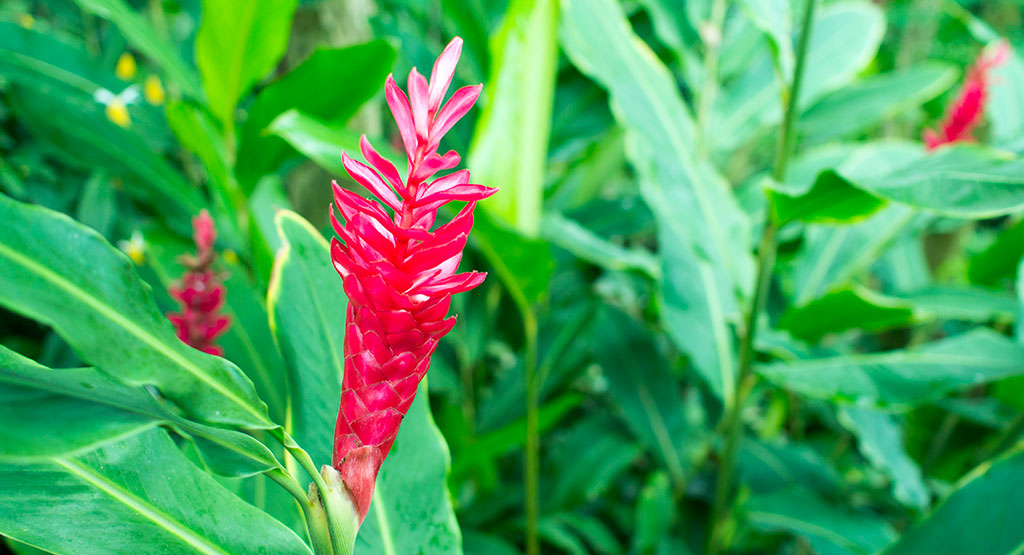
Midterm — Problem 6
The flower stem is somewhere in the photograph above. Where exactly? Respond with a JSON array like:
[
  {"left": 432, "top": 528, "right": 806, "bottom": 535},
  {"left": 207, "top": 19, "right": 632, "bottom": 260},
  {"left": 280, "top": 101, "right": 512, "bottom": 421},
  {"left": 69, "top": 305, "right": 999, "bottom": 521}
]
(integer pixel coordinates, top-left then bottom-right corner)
[
  {"left": 705, "top": 0, "right": 816, "bottom": 553},
  {"left": 523, "top": 309, "right": 541, "bottom": 555},
  {"left": 696, "top": 0, "right": 728, "bottom": 152},
  {"left": 266, "top": 468, "right": 335, "bottom": 555}
]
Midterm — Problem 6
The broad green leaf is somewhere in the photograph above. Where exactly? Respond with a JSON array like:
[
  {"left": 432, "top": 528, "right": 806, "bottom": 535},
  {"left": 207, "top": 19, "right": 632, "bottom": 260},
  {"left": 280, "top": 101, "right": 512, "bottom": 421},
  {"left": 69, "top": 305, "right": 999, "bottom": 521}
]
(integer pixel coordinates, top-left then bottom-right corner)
[
  {"left": 0, "top": 345, "right": 279, "bottom": 476},
  {"left": 738, "top": 439, "right": 842, "bottom": 495},
  {"left": 237, "top": 41, "right": 397, "bottom": 185},
  {"left": 270, "top": 109, "right": 367, "bottom": 174},
  {"left": 195, "top": 0, "right": 298, "bottom": 127},
  {"left": 845, "top": 145, "right": 1024, "bottom": 218},
  {"left": 469, "top": 0, "right": 558, "bottom": 235},
  {"left": 540, "top": 213, "right": 659, "bottom": 277},
  {"left": 268, "top": 210, "right": 346, "bottom": 467},
  {"left": 987, "top": 49, "right": 1024, "bottom": 147},
  {"left": 740, "top": 0, "right": 794, "bottom": 78},
  {"left": 712, "top": 2, "right": 886, "bottom": 151},
  {"left": 0, "top": 22, "right": 202, "bottom": 227},
  {"left": 969, "top": 217, "right": 1024, "bottom": 287},
  {"left": 758, "top": 329, "right": 1024, "bottom": 407},
  {"left": 771, "top": 170, "right": 888, "bottom": 225},
  {"left": 356, "top": 386, "right": 463, "bottom": 555},
  {"left": 898, "top": 285, "right": 1017, "bottom": 323},
  {"left": 745, "top": 488, "right": 896, "bottom": 555},
  {"left": 791, "top": 141, "right": 926, "bottom": 304},
  {"left": 561, "top": 0, "right": 754, "bottom": 404},
  {"left": 839, "top": 406, "right": 929, "bottom": 509},
  {"left": 76, "top": 172, "right": 117, "bottom": 238},
  {"left": 590, "top": 310, "right": 706, "bottom": 485},
  {"left": 632, "top": 472, "right": 677, "bottom": 554},
  {"left": 472, "top": 208, "right": 555, "bottom": 307},
  {"left": 0, "top": 345, "right": 157, "bottom": 461},
  {"left": 779, "top": 285, "right": 919, "bottom": 342},
  {"left": 800, "top": 64, "right": 956, "bottom": 142},
  {"left": 546, "top": 415, "right": 641, "bottom": 508},
  {"left": 0, "top": 428, "right": 309, "bottom": 554},
  {"left": 0, "top": 194, "right": 271, "bottom": 429},
  {"left": 249, "top": 176, "right": 295, "bottom": 285},
  {"left": 72, "top": 0, "right": 202, "bottom": 97},
  {"left": 884, "top": 446, "right": 1024, "bottom": 555}
]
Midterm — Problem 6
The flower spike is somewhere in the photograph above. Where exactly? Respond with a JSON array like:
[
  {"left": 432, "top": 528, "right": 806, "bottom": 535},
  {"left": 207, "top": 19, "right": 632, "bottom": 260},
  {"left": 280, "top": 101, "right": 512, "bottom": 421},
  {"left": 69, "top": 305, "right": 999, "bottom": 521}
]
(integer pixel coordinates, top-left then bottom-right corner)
[
  {"left": 167, "top": 210, "right": 231, "bottom": 356},
  {"left": 329, "top": 37, "right": 497, "bottom": 523},
  {"left": 923, "top": 42, "right": 1010, "bottom": 150}
]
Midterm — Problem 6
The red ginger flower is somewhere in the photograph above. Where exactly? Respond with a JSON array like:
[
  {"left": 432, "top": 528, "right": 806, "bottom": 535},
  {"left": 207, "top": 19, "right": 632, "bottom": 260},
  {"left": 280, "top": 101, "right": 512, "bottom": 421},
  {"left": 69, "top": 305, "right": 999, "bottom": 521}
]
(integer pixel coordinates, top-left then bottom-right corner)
[
  {"left": 167, "top": 210, "right": 231, "bottom": 356},
  {"left": 329, "top": 37, "right": 497, "bottom": 521},
  {"left": 924, "top": 43, "right": 1009, "bottom": 150}
]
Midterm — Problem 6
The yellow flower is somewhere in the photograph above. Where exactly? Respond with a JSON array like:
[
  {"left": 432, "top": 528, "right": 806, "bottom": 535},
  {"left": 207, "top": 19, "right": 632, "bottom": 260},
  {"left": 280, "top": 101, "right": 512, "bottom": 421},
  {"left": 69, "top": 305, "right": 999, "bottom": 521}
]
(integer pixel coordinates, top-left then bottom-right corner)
[
  {"left": 118, "top": 231, "right": 147, "bottom": 265},
  {"left": 115, "top": 52, "right": 137, "bottom": 80},
  {"left": 144, "top": 75, "right": 165, "bottom": 105},
  {"left": 105, "top": 99, "right": 131, "bottom": 128},
  {"left": 18, "top": 14, "right": 35, "bottom": 29}
]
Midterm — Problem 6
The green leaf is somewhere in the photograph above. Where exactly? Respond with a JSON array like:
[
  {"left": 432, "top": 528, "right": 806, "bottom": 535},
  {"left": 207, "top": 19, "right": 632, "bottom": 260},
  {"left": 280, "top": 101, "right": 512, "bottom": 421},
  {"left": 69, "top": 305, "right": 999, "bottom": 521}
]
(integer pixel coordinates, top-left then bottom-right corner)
[
  {"left": 738, "top": 439, "right": 843, "bottom": 495},
  {"left": 267, "top": 210, "right": 347, "bottom": 467},
  {"left": 0, "top": 194, "right": 271, "bottom": 429},
  {"left": 540, "top": 213, "right": 659, "bottom": 277},
  {"left": 472, "top": 208, "right": 555, "bottom": 307},
  {"left": 758, "top": 329, "right": 1024, "bottom": 407},
  {"left": 839, "top": 406, "right": 929, "bottom": 509},
  {"left": 987, "top": 49, "right": 1024, "bottom": 148},
  {"left": 740, "top": 0, "right": 794, "bottom": 78},
  {"left": 791, "top": 141, "right": 927, "bottom": 304},
  {"left": 632, "top": 472, "right": 677, "bottom": 554},
  {"left": 249, "top": 176, "right": 294, "bottom": 285},
  {"left": 898, "top": 285, "right": 1018, "bottom": 323},
  {"left": 712, "top": 1, "right": 886, "bottom": 151},
  {"left": 745, "top": 488, "right": 896, "bottom": 555},
  {"left": 0, "top": 428, "right": 310, "bottom": 554},
  {"left": 0, "top": 345, "right": 157, "bottom": 461},
  {"left": 195, "top": 0, "right": 298, "bottom": 128},
  {"left": 356, "top": 385, "right": 463, "bottom": 555},
  {"left": 237, "top": 41, "right": 397, "bottom": 185},
  {"left": 969, "top": 217, "right": 1024, "bottom": 287},
  {"left": 800, "top": 64, "right": 956, "bottom": 142},
  {"left": 778, "top": 285, "right": 919, "bottom": 342},
  {"left": 545, "top": 415, "right": 640, "bottom": 508},
  {"left": 884, "top": 446, "right": 1024, "bottom": 555},
  {"left": 590, "top": 310, "right": 706, "bottom": 486},
  {"left": 72, "top": 0, "right": 202, "bottom": 97},
  {"left": 845, "top": 146, "right": 1024, "bottom": 218},
  {"left": 561, "top": 0, "right": 754, "bottom": 404},
  {"left": 0, "top": 345, "right": 279, "bottom": 476},
  {"left": 469, "top": 0, "right": 558, "bottom": 236},
  {"left": 269, "top": 109, "right": 366, "bottom": 174},
  {"left": 76, "top": 172, "right": 117, "bottom": 237},
  {"left": 771, "top": 170, "right": 888, "bottom": 225}
]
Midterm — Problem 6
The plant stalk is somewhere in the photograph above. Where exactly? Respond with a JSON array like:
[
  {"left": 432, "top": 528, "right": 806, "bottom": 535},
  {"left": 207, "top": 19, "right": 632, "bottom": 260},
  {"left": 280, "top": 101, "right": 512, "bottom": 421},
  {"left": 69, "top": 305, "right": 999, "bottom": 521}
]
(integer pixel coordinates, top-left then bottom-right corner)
[
  {"left": 706, "top": 0, "right": 816, "bottom": 553},
  {"left": 267, "top": 468, "right": 335, "bottom": 555},
  {"left": 523, "top": 309, "right": 541, "bottom": 555},
  {"left": 696, "top": 0, "right": 728, "bottom": 151}
]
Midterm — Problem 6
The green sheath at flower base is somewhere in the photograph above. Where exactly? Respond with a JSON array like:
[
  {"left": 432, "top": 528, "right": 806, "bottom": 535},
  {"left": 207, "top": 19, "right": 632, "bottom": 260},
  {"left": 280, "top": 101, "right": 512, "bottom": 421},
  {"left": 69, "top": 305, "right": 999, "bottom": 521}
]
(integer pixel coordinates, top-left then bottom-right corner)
[{"left": 328, "top": 36, "right": 497, "bottom": 524}]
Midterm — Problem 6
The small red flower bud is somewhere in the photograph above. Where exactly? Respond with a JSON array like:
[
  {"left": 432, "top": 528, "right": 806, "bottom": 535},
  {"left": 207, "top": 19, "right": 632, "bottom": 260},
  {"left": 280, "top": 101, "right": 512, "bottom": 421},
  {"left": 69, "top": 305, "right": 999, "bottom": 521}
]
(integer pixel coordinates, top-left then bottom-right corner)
[
  {"left": 167, "top": 210, "right": 231, "bottom": 356},
  {"left": 329, "top": 37, "right": 497, "bottom": 521}
]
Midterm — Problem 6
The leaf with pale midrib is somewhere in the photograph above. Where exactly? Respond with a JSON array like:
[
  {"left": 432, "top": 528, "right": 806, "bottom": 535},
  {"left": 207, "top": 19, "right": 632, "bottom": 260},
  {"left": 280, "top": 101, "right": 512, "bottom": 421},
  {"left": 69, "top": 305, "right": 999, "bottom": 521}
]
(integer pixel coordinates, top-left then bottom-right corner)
[
  {"left": 0, "top": 428, "right": 310, "bottom": 555},
  {"left": 0, "top": 194, "right": 270, "bottom": 429}
]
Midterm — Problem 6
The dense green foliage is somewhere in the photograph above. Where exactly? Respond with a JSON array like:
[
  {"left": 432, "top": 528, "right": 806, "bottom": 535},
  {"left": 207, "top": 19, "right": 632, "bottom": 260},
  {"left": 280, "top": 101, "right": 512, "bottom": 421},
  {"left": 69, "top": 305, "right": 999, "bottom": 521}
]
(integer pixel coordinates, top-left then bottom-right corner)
[{"left": 1, "top": 0, "right": 1024, "bottom": 553}]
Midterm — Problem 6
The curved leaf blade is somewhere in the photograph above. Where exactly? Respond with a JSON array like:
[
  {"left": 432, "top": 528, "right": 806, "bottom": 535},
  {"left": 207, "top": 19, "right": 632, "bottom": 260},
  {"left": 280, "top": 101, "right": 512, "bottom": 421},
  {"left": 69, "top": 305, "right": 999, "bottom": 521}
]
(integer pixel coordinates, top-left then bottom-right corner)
[{"left": 0, "top": 194, "right": 271, "bottom": 429}]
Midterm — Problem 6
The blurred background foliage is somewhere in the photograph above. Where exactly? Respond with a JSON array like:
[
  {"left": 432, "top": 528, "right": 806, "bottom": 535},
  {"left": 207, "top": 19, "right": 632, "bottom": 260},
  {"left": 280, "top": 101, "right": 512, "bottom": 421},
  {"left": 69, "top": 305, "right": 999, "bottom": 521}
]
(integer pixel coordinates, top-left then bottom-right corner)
[{"left": 2, "top": 0, "right": 1024, "bottom": 553}]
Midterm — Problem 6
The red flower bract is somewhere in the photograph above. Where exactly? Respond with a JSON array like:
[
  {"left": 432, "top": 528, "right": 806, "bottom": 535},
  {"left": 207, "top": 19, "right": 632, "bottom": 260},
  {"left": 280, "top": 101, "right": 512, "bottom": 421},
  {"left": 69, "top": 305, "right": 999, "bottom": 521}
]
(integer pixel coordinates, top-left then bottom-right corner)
[
  {"left": 923, "top": 42, "right": 1009, "bottom": 150},
  {"left": 329, "top": 37, "right": 497, "bottom": 521},
  {"left": 167, "top": 210, "right": 230, "bottom": 356}
]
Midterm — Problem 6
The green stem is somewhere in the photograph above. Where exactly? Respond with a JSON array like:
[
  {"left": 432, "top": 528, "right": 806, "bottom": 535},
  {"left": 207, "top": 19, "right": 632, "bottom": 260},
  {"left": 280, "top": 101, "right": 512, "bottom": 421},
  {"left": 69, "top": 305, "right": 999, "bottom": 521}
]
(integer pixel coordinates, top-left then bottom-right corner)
[
  {"left": 266, "top": 468, "right": 335, "bottom": 555},
  {"left": 696, "top": 0, "right": 728, "bottom": 151},
  {"left": 705, "top": 1, "right": 816, "bottom": 553},
  {"left": 270, "top": 428, "right": 350, "bottom": 555},
  {"left": 523, "top": 309, "right": 541, "bottom": 555}
]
